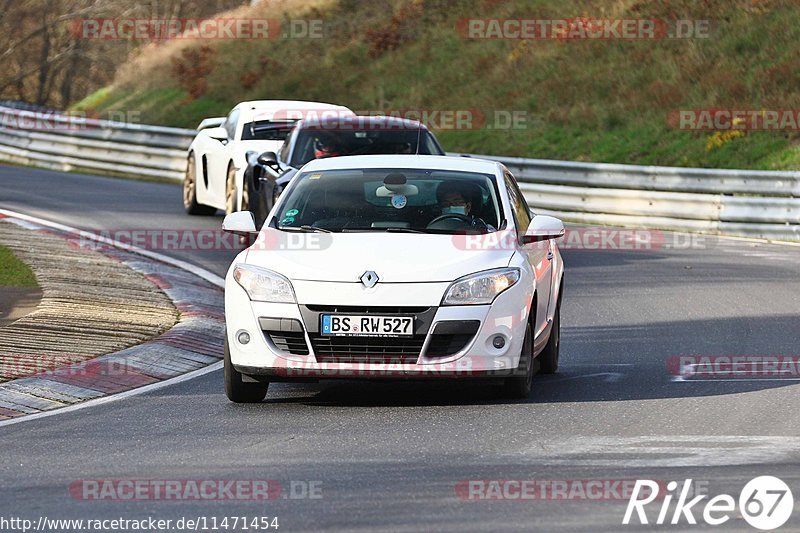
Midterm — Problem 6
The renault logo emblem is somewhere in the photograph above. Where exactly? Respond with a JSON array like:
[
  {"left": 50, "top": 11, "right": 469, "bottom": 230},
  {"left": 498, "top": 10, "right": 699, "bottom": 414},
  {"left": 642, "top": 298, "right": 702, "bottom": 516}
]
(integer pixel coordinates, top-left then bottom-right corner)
[{"left": 360, "top": 271, "right": 379, "bottom": 288}]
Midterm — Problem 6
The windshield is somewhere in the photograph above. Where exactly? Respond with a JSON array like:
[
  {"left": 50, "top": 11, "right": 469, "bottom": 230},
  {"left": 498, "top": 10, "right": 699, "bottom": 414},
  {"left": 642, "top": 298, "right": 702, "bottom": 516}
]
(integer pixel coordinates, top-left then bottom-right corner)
[
  {"left": 240, "top": 120, "right": 295, "bottom": 141},
  {"left": 274, "top": 168, "right": 503, "bottom": 234},
  {"left": 290, "top": 128, "right": 444, "bottom": 168}
]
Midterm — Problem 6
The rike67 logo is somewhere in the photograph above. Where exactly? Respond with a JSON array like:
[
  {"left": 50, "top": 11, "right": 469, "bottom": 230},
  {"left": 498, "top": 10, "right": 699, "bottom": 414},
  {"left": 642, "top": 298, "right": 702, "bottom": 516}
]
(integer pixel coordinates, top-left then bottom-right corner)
[{"left": 623, "top": 476, "right": 793, "bottom": 529}]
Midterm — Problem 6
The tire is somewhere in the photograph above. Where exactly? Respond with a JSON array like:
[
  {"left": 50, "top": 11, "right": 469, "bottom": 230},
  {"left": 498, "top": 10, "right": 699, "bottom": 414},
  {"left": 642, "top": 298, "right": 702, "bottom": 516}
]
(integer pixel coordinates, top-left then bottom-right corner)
[
  {"left": 503, "top": 322, "right": 534, "bottom": 399},
  {"left": 224, "top": 337, "right": 268, "bottom": 403},
  {"left": 183, "top": 153, "right": 216, "bottom": 216},
  {"left": 225, "top": 163, "right": 238, "bottom": 215},
  {"left": 539, "top": 298, "right": 561, "bottom": 375},
  {"left": 241, "top": 175, "right": 251, "bottom": 212},
  {"left": 236, "top": 175, "right": 258, "bottom": 248}
]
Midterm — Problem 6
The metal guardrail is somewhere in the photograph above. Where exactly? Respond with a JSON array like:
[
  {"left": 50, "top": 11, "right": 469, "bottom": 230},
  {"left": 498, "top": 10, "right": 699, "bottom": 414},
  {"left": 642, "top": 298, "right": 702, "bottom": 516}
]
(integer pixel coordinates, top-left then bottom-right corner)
[
  {"left": 451, "top": 153, "right": 800, "bottom": 240},
  {"left": 0, "top": 105, "right": 798, "bottom": 241},
  {"left": 0, "top": 106, "right": 194, "bottom": 181},
  {"left": 469, "top": 153, "right": 800, "bottom": 196}
]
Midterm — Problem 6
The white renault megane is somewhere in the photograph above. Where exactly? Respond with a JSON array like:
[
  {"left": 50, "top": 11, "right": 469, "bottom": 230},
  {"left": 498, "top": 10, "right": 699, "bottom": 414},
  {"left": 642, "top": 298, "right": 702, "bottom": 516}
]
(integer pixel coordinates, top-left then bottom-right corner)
[{"left": 221, "top": 155, "right": 565, "bottom": 402}]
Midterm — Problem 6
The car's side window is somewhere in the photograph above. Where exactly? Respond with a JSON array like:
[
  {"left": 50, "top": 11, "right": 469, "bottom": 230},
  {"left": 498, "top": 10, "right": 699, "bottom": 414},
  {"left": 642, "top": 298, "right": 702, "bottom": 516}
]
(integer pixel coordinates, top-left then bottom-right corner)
[
  {"left": 224, "top": 109, "right": 240, "bottom": 140},
  {"left": 279, "top": 129, "right": 293, "bottom": 163},
  {"left": 504, "top": 171, "right": 531, "bottom": 232},
  {"left": 422, "top": 132, "right": 444, "bottom": 155}
]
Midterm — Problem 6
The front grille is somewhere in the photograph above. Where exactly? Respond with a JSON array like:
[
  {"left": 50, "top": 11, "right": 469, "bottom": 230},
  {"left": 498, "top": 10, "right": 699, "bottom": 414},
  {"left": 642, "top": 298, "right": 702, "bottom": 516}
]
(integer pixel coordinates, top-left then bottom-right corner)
[
  {"left": 310, "top": 335, "right": 424, "bottom": 364},
  {"left": 265, "top": 331, "right": 310, "bottom": 355},
  {"left": 305, "top": 305, "right": 430, "bottom": 314}
]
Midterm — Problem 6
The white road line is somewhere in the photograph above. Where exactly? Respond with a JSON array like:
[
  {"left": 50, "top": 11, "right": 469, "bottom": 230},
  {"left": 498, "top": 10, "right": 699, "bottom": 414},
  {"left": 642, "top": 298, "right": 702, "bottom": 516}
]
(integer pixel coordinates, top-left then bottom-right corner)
[
  {"left": 0, "top": 361, "right": 222, "bottom": 429},
  {"left": 674, "top": 377, "right": 800, "bottom": 383},
  {"left": 741, "top": 252, "right": 794, "bottom": 259},
  {"left": 542, "top": 372, "right": 624, "bottom": 383},
  {"left": 707, "top": 233, "right": 800, "bottom": 248},
  {"left": 0, "top": 208, "right": 226, "bottom": 428}
]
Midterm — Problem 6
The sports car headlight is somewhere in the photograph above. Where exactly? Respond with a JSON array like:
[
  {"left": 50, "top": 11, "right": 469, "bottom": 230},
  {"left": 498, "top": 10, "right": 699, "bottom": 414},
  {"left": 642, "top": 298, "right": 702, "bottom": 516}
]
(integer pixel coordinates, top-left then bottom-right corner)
[
  {"left": 233, "top": 264, "right": 296, "bottom": 303},
  {"left": 441, "top": 268, "right": 520, "bottom": 306}
]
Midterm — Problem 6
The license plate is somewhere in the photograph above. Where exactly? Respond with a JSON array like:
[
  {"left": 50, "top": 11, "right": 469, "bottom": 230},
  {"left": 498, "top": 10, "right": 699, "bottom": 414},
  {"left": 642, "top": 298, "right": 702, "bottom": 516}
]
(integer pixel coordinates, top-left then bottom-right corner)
[{"left": 321, "top": 315, "right": 414, "bottom": 337}]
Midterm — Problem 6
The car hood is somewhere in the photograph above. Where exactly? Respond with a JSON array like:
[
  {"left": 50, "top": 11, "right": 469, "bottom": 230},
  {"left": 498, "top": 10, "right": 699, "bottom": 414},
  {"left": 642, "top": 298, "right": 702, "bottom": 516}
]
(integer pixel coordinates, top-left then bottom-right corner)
[{"left": 245, "top": 230, "right": 514, "bottom": 283}]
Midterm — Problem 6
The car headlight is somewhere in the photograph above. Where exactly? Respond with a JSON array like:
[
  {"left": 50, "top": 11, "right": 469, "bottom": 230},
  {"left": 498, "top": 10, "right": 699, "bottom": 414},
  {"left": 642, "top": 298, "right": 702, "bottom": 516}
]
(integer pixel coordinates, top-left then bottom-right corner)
[
  {"left": 441, "top": 268, "right": 520, "bottom": 306},
  {"left": 233, "top": 264, "right": 296, "bottom": 303}
]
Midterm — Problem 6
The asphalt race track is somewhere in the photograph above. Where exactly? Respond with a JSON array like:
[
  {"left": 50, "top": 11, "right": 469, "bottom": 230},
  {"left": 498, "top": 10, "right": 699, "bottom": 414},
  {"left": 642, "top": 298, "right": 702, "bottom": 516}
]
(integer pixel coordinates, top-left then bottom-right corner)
[{"left": 1, "top": 164, "right": 800, "bottom": 531}]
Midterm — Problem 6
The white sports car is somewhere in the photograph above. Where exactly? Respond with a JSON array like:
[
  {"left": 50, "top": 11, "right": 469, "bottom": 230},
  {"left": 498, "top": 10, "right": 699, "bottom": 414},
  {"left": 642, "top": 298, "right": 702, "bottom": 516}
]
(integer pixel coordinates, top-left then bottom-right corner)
[
  {"left": 183, "top": 100, "right": 353, "bottom": 215},
  {"left": 221, "top": 155, "right": 565, "bottom": 402}
]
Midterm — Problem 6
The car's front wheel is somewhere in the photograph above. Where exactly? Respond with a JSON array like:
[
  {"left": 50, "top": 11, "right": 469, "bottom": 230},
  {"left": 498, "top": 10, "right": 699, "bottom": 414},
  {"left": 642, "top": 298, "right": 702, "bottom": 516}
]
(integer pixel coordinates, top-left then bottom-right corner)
[
  {"left": 225, "top": 163, "right": 238, "bottom": 215},
  {"left": 539, "top": 296, "right": 561, "bottom": 374},
  {"left": 503, "top": 321, "right": 534, "bottom": 399},
  {"left": 224, "top": 337, "right": 268, "bottom": 403}
]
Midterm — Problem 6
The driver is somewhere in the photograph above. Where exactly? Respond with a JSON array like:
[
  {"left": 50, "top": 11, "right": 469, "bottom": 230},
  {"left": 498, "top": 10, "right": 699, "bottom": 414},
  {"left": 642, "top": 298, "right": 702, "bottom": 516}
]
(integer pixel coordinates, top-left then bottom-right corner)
[
  {"left": 313, "top": 136, "right": 343, "bottom": 159},
  {"left": 435, "top": 182, "right": 494, "bottom": 230},
  {"left": 437, "top": 181, "right": 474, "bottom": 216}
]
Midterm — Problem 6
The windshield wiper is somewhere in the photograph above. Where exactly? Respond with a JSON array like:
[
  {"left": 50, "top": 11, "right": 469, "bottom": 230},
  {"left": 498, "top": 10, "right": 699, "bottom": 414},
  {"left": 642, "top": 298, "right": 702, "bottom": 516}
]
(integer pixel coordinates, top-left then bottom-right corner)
[
  {"left": 341, "top": 227, "right": 428, "bottom": 233},
  {"left": 300, "top": 225, "right": 332, "bottom": 233},
  {"left": 279, "top": 225, "right": 332, "bottom": 233},
  {"left": 384, "top": 227, "right": 426, "bottom": 233}
]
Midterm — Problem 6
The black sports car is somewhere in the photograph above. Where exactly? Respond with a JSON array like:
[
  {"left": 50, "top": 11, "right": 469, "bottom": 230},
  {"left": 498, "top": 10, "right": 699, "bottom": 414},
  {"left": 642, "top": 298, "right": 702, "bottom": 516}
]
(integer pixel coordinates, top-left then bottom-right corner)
[{"left": 242, "top": 115, "right": 446, "bottom": 228}]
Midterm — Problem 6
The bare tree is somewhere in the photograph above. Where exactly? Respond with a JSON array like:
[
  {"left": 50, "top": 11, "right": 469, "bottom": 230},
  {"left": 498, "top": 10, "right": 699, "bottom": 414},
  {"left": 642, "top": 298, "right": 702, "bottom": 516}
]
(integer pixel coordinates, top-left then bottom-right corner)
[{"left": 0, "top": 0, "right": 248, "bottom": 108}]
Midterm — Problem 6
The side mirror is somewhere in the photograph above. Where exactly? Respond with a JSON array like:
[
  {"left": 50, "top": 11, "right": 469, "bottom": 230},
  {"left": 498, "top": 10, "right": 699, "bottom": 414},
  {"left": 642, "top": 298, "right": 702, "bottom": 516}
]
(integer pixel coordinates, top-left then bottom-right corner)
[
  {"left": 257, "top": 151, "right": 280, "bottom": 170},
  {"left": 197, "top": 117, "right": 225, "bottom": 130},
  {"left": 520, "top": 215, "right": 565, "bottom": 244},
  {"left": 222, "top": 211, "right": 258, "bottom": 236},
  {"left": 205, "top": 126, "right": 228, "bottom": 141}
]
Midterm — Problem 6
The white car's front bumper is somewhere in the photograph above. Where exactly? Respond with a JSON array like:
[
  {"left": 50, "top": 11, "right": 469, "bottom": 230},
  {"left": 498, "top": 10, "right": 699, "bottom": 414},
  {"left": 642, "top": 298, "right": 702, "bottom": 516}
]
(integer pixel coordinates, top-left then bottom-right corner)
[{"left": 225, "top": 273, "right": 533, "bottom": 380}]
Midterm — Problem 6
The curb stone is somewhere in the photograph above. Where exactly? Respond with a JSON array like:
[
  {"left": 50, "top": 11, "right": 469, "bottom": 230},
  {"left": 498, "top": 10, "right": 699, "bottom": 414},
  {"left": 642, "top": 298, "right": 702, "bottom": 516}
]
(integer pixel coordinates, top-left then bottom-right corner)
[{"left": 0, "top": 216, "right": 225, "bottom": 420}]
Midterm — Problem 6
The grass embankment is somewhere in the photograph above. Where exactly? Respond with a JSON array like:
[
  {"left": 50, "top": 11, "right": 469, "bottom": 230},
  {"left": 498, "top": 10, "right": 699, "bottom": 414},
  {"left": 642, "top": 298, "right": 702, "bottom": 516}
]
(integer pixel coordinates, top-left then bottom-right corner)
[
  {"left": 0, "top": 245, "right": 38, "bottom": 287},
  {"left": 72, "top": 0, "right": 800, "bottom": 170}
]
